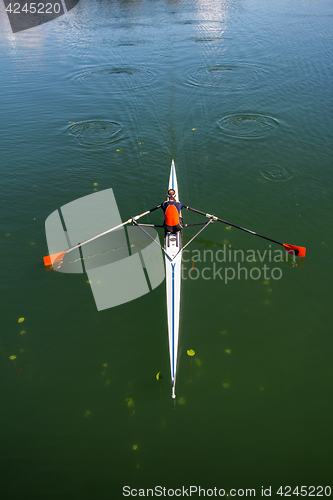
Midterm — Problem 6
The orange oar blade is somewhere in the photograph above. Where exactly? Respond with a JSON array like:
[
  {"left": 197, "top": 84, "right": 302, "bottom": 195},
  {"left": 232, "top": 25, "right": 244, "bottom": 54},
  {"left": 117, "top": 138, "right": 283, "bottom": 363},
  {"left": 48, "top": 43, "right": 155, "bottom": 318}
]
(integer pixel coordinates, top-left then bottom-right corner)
[
  {"left": 43, "top": 251, "right": 66, "bottom": 267},
  {"left": 283, "top": 244, "right": 306, "bottom": 258}
]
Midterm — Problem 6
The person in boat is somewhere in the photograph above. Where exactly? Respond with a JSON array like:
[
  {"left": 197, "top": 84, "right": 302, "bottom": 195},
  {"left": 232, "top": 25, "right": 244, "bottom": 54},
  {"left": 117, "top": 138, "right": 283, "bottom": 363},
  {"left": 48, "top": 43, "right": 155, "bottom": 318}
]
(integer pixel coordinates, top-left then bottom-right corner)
[{"left": 161, "top": 189, "right": 183, "bottom": 233}]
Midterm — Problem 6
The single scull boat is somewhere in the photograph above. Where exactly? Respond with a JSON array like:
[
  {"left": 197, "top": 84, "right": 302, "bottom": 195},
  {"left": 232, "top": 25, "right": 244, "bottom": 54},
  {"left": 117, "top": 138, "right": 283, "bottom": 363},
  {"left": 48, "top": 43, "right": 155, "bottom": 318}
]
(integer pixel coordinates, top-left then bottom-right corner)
[
  {"left": 43, "top": 160, "right": 306, "bottom": 399},
  {"left": 164, "top": 160, "right": 182, "bottom": 399}
]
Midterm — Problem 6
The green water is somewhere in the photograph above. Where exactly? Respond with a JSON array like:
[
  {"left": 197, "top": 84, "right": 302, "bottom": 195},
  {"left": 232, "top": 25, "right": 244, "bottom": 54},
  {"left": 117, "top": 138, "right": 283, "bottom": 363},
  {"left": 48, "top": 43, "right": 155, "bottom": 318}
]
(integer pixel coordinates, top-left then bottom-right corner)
[{"left": 1, "top": 0, "right": 332, "bottom": 498}]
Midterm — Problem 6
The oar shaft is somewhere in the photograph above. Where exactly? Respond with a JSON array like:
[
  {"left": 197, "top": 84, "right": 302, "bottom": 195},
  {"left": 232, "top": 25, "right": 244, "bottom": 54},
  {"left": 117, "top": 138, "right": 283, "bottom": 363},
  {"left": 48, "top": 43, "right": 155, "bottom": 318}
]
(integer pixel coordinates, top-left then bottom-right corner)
[
  {"left": 184, "top": 206, "right": 282, "bottom": 246},
  {"left": 67, "top": 206, "right": 160, "bottom": 254}
]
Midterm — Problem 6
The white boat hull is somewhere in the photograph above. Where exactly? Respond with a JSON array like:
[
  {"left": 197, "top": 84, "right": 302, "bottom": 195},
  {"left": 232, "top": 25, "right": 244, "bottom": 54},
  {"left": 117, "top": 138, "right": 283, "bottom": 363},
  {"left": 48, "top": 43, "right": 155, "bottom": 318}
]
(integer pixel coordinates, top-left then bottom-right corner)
[{"left": 165, "top": 160, "right": 182, "bottom": 399}]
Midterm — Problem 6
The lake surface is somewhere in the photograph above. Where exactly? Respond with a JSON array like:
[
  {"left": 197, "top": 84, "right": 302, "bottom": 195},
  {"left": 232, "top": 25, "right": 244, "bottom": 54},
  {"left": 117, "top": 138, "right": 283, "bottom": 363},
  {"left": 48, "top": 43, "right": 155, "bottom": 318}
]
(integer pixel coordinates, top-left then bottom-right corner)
[{"left": 1, "top": 0, "right": 332, "bottom": 498}]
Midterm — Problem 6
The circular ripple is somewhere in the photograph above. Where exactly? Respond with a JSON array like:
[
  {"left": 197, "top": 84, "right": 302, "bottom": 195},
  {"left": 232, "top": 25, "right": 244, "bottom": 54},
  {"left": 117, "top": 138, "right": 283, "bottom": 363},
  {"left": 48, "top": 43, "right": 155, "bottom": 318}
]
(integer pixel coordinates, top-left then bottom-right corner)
[
  {"left": 68, "top": 120, "right": 121, "bottom": 147},
  {"left": 74, "top": 65, "right": 155, "bottom": 93},
  {"left": 261, "top": 165, "right": 293, "bottom": 182},
  {"left": 186, "top": 64, "right": 266, "bottom": 89},
  {"left": 217, "top": 113, "right": 279, "bottom": 139}
]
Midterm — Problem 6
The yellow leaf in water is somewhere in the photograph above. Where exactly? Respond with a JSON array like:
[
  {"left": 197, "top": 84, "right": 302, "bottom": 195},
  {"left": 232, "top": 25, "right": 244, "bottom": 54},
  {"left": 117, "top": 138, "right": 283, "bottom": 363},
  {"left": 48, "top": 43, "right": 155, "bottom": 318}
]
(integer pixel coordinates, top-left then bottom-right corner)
[
  {"left": 156, "top": 372, "right": 162, "bottom": 380},
  {"left": 225, "top": 349, "right": 231, "bottom": 354},
  {"left": 20, "top": 331, "right": 26, "bottom": 336},
  {"left": 263, "top": 280, "right": 270, "bottom": 285},
  {"left": 222, "top": 383, "right": 230, "bottom": 389},
  {"left": 226, "top": 226, "right": 232, "bottom": 230},
  {"left": 103, "top": 363, "right": 108, "bottom": 367},
  {"left": 9, "top": 355, "right": 17, "bottom": 360},
  {"left": 132, "top": 444, "right": 138, "bottom": 450},
  {"left": 18, "top": 318, "right": 24, "bottom": 323},
  {"left": 94, "top": 183, "right": 98, "bottom": 186},
  {"left": 125, "top": 398, "right": 135, "bottom": 408},
  {"left": 187, "top": 349, "right": 195, "bottom": 357}
]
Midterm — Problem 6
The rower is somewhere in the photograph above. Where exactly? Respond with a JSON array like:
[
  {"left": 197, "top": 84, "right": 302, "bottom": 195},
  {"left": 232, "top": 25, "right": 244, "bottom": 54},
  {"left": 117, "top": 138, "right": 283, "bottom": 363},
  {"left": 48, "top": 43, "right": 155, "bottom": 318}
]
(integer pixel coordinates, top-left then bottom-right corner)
[{"left": 162, "top": 189, "right": 183, "bottom": 234}]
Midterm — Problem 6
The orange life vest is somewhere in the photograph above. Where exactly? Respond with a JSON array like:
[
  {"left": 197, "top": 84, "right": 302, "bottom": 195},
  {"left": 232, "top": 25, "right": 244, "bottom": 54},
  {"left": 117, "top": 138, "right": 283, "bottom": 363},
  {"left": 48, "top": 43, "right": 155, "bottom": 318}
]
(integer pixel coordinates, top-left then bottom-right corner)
[{"left": 165, "top": 203, "right": 180, "bottom": 226}]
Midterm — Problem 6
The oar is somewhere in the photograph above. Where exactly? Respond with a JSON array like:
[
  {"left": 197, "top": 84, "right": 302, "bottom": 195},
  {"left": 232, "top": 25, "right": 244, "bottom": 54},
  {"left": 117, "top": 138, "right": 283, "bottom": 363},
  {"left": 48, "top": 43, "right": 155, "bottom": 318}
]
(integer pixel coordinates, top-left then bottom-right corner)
[
  {"left": 43, "top": 205, "right": 161, "bottom": 267},
  {"left": 184, "top": 206, "right": 306, "bottom": 257}
]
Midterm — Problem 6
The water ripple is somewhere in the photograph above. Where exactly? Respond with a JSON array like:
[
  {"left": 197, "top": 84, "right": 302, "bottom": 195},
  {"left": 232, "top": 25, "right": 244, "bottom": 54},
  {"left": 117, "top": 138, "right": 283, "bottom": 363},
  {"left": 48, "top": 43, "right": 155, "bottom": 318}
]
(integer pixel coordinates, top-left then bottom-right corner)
[
  {"left": 73, "top": 65, "right": 156, "bottom": 93},
  {"left": 68, "top": 120, "right": 121, "bottom": 147},
  {"left": 261, "top": 165, "right": 293, "bottom": 182},
  {"left": 217, "top": 113, "right": 279, "bottom": 139},
  {"left": 186, "top": 63, "right": 267, "bottom": 90}
]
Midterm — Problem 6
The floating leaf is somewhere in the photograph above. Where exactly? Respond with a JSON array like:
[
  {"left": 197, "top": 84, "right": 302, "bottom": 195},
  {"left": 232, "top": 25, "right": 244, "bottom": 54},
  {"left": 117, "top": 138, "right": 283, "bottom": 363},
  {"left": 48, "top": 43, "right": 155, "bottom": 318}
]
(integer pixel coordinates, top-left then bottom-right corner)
[
  {"left": 125, "top": 398, "right": 135, "bottom": 408},
  {"left": 263, "top": 280, "right": 270, "bottom": 285},
  {"left": 225, "top": 349, "right": 231, "bottom": 354},
  {"left": 222, "top": 383, "right": 230, "bottom": 389},
  {"left": 18, "top": 318, "right": 24, "bottom": 323},
  {"left": 9, "top": 355, "right": 17, "bottom": 360},
  {"left": 94, "top": 182, "right": 98, "bottom": 186},
  {"left": 20, "top": 330, "right": 26, "bottom": 336},
  {"left": 226, "top": 226, "right": 232, "bottom": 230},
  {"left": 187, "top": 349, "right": 195, "bottom": 357},
  {"left": 156, "top": 372, "right": 162, "bottom": 380},
  {"left": 132, "top": 444, "right": 138, "bottom": 450},
  {"left": 103, "top": 363, "right": 108, "bottom": 368}
]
